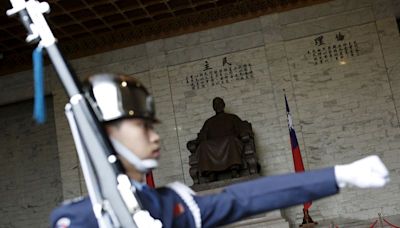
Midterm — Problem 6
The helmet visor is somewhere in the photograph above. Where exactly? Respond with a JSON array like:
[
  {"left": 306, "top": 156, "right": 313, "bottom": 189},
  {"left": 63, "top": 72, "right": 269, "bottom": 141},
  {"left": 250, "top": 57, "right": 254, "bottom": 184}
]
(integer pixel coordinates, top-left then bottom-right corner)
[{"left": 89, "top": 74, "right": 158, "bottom": 122}]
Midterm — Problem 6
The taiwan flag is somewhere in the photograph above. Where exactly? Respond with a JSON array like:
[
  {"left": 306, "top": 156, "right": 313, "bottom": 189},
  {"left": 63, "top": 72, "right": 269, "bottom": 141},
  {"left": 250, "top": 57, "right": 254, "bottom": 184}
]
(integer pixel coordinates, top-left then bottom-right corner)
[{"left": 285, "top": 94, "right": 312, "bottom": 210}]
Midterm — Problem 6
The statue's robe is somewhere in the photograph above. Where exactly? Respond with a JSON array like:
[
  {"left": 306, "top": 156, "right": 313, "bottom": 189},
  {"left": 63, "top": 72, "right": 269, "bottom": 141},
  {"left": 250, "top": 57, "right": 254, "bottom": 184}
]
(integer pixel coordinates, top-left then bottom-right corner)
[{"left": 196, "top": 112, "right": 244, "bottom": 173}]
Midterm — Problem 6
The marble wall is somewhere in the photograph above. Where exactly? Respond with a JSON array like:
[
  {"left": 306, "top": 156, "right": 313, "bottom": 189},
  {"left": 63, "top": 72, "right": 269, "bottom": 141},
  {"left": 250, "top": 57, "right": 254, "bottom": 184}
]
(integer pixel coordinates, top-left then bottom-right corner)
[
  {"left": 1, "top": 0, "right": 400, "bottom": 226},
  {"left": 0, "top": 98, "right": 62, "bottom": 228}
]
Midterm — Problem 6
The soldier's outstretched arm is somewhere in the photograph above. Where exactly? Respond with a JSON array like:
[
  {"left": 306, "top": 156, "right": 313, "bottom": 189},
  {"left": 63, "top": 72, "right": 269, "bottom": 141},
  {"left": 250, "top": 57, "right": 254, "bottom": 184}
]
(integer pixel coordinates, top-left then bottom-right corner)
[{"left": 193, "top": 155, "right": 389, "bottom": 228}]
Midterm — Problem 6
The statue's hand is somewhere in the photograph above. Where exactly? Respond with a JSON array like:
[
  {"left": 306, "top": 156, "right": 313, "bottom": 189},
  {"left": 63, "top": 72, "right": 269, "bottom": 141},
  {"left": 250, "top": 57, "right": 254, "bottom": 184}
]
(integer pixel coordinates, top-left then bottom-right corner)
[{"left": 334, "top": 155, "right": 389, "bottom": 188}]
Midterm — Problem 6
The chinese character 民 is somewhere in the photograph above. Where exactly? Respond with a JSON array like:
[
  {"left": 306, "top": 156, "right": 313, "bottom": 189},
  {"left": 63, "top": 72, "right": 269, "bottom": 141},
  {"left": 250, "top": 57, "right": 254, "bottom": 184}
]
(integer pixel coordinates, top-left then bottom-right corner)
[{"left": 222, "top": 57, "right": 232, "bottom": 66}]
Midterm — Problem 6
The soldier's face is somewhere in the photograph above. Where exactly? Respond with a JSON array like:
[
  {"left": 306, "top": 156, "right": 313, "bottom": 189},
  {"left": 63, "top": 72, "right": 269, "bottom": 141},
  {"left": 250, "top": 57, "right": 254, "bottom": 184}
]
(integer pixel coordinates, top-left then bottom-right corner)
[{"left": 106, "top": 118, "right": 161, "bottom": 165}]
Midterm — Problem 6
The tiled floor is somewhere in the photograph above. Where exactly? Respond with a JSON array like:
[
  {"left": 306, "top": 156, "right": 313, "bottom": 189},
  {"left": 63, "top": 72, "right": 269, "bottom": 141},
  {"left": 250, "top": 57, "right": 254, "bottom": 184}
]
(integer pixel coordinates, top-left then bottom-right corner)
[{"left": 315, "top": 214, "right": 400, "bottom": 228}]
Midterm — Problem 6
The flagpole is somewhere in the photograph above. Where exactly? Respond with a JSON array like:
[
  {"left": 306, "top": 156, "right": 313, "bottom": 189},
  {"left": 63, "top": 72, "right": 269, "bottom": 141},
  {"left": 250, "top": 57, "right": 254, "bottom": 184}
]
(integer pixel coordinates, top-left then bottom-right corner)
[{"left": 284, "top": 91, "right": 317, "bottom": 227}]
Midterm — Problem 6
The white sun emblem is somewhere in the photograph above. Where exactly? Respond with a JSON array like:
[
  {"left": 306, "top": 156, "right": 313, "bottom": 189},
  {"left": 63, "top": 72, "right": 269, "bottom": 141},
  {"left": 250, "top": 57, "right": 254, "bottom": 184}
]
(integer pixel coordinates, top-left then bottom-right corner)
[{"left": 56, "top": 217, "right": 71, "bottom": 228}]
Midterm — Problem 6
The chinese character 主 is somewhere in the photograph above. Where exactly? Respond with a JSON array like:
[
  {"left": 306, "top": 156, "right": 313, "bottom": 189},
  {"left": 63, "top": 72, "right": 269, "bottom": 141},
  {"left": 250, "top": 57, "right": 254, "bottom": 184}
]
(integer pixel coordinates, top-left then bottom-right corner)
[{"left": 203, "top": 60, "right": 212, "bottom": 71}]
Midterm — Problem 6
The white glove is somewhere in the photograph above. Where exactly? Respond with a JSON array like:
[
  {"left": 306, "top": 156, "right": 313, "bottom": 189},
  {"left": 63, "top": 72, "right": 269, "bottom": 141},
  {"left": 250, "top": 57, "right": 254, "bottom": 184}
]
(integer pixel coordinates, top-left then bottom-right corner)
[
  {"left": 133, "top": 210, "right": 162, "bottom": 228},
  {"left": 334, "top": 155, "right": 389, "bottom": 188}
]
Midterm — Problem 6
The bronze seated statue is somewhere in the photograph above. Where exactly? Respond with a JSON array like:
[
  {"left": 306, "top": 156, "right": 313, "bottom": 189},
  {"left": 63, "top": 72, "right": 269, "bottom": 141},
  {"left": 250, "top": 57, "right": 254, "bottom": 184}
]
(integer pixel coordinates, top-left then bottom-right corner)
[{"left": 187, "top": 97, "right": 260, "bottom": 184}]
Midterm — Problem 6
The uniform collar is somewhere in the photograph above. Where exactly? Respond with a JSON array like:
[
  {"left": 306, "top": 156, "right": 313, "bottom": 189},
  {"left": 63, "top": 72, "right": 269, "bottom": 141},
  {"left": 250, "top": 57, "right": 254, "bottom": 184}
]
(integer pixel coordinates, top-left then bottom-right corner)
[{"left": 130, "top": 179, "right": 147, "bottom": 191}]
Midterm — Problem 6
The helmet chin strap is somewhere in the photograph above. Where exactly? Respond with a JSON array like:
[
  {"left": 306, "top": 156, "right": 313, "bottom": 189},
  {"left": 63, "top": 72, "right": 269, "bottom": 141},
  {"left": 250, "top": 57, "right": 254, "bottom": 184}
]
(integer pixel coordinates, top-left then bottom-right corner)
[{"left": 109, "top": 138, "right": 158, "bottom": 173}]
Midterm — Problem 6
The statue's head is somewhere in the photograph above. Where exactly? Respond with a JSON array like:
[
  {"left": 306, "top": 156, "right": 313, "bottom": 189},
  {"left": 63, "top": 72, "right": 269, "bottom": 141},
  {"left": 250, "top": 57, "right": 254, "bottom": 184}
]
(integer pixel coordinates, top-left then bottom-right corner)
[{"left": 212, "top": 97, "right": 225, "bottom": 113}]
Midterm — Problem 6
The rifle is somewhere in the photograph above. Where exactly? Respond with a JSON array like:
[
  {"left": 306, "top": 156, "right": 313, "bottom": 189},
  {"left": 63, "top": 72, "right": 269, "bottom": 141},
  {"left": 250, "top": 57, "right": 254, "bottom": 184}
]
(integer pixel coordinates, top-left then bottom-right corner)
[{"left": 6, "top": 1, "right": 162, "bottom": 227}]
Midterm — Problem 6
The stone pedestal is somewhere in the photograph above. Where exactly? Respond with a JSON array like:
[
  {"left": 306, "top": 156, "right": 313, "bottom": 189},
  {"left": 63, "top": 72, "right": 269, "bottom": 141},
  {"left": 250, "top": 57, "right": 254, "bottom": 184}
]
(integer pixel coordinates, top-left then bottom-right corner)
[
  {"left": 222, "top": 210, "right": 290, "bottom": 228},
  {"left": 193, "top": 176, "right": 290, "bottom": 228},
  {"left": 191, "top": 174, "right": 260, "bottom": 192}
]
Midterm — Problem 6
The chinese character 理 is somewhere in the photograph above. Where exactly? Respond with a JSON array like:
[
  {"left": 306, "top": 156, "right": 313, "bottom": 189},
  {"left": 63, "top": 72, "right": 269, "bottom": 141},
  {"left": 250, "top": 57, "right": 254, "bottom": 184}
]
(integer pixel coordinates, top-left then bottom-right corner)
[{"left": 314, "top": 35, "right": 325, "bottom": 46}]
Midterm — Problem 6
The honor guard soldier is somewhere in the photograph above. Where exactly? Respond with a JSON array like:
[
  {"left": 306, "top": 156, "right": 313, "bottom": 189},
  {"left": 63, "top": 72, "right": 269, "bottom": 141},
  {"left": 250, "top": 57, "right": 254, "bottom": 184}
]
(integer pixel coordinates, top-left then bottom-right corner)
[{"left": 50, "top": 73, "right": 390, "bottom": 228}]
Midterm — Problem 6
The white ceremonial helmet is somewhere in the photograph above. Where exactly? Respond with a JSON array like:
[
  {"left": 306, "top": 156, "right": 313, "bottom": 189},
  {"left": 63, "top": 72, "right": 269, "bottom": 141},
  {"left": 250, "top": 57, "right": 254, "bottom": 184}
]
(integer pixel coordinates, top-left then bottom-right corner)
[{"left": 83, "top": 73, "right": 159, "bottom": 172}]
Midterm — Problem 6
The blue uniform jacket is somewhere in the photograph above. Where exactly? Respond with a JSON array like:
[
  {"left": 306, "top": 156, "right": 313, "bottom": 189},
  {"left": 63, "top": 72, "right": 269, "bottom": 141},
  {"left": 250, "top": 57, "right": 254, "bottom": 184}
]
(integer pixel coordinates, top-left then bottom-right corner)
[{"left": 50, "top": 167, "right": 338, "bottom": 228}]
